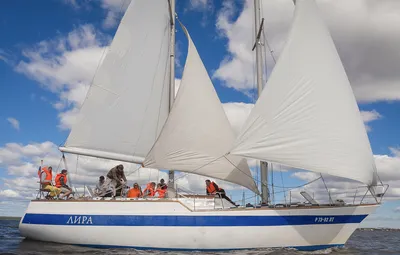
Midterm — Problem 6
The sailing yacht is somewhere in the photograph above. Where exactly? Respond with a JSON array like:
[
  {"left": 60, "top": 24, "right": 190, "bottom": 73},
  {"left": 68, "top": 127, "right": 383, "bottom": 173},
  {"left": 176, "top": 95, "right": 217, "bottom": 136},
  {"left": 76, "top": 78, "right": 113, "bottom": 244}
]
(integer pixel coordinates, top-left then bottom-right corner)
[{"left": 19, "top": 0, "right": 386, "bottom": 251}]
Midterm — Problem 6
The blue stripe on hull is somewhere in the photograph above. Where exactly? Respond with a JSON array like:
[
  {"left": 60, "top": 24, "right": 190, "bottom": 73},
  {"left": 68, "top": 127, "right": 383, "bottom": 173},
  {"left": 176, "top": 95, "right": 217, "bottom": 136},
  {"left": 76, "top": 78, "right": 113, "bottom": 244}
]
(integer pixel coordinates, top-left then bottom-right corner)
[
  {"left": 22, "top": 213, "right": 367, "bottom": 226},
  {"left": 77, "top": 243, "right": 344, "bottom": 252}
]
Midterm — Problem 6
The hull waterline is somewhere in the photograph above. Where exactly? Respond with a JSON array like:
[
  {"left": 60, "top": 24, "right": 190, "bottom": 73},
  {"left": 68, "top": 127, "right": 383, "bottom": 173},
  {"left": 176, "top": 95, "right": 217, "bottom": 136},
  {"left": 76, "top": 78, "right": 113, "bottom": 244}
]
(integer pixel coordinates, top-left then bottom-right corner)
[{"left": 19, "top": 199, "right": 378, "bottom": 251}]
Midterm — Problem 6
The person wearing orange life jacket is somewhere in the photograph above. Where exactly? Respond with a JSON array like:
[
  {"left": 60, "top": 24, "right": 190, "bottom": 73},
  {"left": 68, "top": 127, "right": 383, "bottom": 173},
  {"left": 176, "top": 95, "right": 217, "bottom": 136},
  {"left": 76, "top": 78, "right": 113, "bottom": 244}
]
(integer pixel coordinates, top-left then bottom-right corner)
[
  {"left": 38, "top": 166, "right": 61, "bottom": 199},
  {"left": 127, "top": 183, "right": 142, "bottom": 198},
  {"left": 155, "top": 183, "right": 167, "bottom": 198},
  {"left": 205, "top": 179, "right": 236, "bottom": 206},
  {"left": 142, "top": 182, "right": 156, "bottom": 198},
  {"left": 159, "top": 179, "right": 167, "bottom": 190},
  {"left": 55, "top": 169, "right": 73, "bottom": 199}
]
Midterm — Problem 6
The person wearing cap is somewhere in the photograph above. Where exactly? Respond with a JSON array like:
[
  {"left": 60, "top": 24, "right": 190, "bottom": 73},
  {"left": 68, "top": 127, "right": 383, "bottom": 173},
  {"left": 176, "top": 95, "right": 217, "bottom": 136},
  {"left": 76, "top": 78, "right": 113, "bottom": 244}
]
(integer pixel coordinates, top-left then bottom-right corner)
[{"left": 55, "top": 169, "right": 73, "bottom": 199}]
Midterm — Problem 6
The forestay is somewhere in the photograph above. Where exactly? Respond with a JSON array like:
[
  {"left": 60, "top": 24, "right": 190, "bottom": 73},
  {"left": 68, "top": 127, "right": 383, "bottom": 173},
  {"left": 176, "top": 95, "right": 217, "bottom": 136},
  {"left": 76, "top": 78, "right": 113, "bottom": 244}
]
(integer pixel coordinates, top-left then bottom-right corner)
[
  {"left": 60, "top": 1, "right": 171, "bottom": 163},
  {"left": 144, "top": 24, "right": 259, "bottom": 194},
  {"left": 230, "top": 0, "right": 377, "bottom": 185}
]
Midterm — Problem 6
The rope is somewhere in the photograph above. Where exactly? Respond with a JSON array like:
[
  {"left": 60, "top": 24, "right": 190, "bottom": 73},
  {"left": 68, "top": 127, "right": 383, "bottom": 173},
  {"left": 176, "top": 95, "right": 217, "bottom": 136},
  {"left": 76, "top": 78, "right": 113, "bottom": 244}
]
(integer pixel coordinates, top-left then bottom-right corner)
[
  {"left": 271, "top": 163, "right": 275, "bottom": 204},
  {"left": 54, "top": 157, "right": 63, "bottom": 174},
  {"left": 172, "top": 155, "right": 226, "bottom": 183}
]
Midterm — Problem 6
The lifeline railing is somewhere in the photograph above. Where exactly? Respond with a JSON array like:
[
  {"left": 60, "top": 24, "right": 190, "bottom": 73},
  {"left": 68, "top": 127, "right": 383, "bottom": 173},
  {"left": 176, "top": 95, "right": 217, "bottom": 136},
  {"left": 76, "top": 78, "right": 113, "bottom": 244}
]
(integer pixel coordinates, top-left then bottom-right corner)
[{"left": 353, "top": 183, "right": 389, "bottom": 205}]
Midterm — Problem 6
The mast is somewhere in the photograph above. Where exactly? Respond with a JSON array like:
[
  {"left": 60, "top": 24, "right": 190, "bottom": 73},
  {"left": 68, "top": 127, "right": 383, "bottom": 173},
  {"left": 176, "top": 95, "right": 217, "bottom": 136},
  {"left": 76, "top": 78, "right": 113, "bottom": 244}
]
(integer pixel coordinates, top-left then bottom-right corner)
[
  {"left": 167, "top": 0, "right": 176, "bottom": 194},
  {"left": 254, "top": 0, "right": 269, "bottom": 205}
]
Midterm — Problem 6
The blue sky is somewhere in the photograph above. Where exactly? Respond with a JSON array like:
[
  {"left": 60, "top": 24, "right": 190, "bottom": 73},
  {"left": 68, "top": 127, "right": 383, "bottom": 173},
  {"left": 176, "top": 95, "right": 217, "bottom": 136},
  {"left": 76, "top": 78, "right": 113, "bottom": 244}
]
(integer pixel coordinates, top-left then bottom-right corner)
[{"left": 0, "top": 0, "right": 399, "bottom": 228}]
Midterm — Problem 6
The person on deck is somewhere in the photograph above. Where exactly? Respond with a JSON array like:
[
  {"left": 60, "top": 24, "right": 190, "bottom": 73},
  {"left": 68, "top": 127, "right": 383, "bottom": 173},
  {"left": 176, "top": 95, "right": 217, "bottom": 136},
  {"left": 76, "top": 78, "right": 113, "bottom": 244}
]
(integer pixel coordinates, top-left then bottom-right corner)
[
  {"left": 127, "top": 183, "right": 142, "bottom": 198},
  {"left": 95, "top": 176, "right": 112, "bottom": 197},
  {"left": 142, "top": 182, "right": 156, "bottom": 198},
  {"left": 159, "top": 179, "right": 167, "bottom": 190},
  {"left": 155, "top": 183, "right": 167, "bottom": 198},
  {"left": 38, "top": 166, "right": 61, "bottom": 199},
  {"left": 105, "top": 164, "right": 127, "bottom": 198},
  {"left": 55, "top": 169, "right": 73, "bottom": 199},
  {"left": 205, "top": 179, "right": 236, "bottom": 205}
]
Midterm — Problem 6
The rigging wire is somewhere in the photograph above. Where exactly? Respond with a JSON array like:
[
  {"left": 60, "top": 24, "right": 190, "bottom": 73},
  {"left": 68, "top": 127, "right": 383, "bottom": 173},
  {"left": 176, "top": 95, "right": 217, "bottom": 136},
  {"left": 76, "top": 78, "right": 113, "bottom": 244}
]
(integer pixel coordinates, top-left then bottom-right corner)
[
  {"left": 320, "top": 174, "right": 333, "bottom": 204},
  {"left": 271, "top": 163, "right": 275, "bottom": 204}
]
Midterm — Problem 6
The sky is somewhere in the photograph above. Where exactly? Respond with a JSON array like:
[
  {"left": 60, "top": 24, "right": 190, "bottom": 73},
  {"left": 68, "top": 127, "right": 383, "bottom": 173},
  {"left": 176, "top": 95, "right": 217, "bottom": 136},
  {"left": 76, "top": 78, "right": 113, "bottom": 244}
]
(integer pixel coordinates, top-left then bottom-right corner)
[{"left": 0, "top": 0, "right": 399, "bottom": 228}]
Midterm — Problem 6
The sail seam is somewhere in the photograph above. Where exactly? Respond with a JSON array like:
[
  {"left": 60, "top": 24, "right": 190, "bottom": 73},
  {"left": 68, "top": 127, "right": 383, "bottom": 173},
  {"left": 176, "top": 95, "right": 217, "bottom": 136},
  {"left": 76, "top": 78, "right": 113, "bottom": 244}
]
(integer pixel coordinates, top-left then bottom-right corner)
[{"left": 131, "top": 24, "right": 170, "bottom": 158}]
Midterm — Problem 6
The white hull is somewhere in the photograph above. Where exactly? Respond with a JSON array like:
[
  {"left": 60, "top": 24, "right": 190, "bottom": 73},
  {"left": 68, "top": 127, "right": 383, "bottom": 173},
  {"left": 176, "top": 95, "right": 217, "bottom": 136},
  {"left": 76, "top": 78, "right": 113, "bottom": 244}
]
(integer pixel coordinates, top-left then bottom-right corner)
[{"left": 19, "top": 199, "right": 378, "bottom": 251}]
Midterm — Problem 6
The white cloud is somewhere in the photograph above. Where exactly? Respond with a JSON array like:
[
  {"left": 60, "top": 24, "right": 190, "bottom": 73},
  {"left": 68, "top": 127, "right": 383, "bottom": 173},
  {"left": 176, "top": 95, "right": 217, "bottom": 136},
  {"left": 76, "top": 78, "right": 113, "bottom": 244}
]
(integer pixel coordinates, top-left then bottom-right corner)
[
  {"left": 63, "top": 0, "right": 130, "bottom": 29},
  {"left": 361, "top": 110, "right": 382, "bottom": 131},
  {"left": 0, "top": 54, "right": 8, "bottom": 63},
  {"left": 374, "top": 154, "right": 400, "bottom": 182},
  {"left": 390, "top": 147, "right": 400, "bottom": 157},
  {"left": 361, "top": 110, "right": 382, "bottom": 123},
  {"left": 189, "top": 0, "right": 211, "bottom": 10},
  {"left": 214, "top": 0, "right": 400, "bottom": 102},
  {"left": 7, "top": 117, "right": 20, "bottom": 130},
  {"left": 101, "top": 0, "right": 131, "bottom": 29},
  {"left": 0, "top": 189, "right": 21, "bottom": 198},
  {"left": 0, "top": 141, "right": 242, "bottom": 207},
  {"left": 186, "top": 0, "right": 214, "bottom": 26},
  {"left": 288, "top": 150, "right": 400, "bottom": 206},
  {"left": 0, "top": 141, "right": 58, "bottom": 165},
  {"left": 0, "top": 49, "right": 13, "bottom": 65},
  {"left": 15, "top": 24, "right": 109, "bottom": 130}
]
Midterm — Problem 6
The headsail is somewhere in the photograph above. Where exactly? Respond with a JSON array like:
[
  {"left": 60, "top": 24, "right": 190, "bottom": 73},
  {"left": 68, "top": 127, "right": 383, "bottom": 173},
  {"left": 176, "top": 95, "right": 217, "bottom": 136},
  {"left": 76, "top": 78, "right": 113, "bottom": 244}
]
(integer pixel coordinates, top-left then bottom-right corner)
[
  {"left": 60, "top": 1, "right": 171, "bottom": 163},
  {"left": 230, "top": 0, "right": 377, "bottom": 185},
  {"left": 144, "top": 23, "right": 259, "bottom": 194}
]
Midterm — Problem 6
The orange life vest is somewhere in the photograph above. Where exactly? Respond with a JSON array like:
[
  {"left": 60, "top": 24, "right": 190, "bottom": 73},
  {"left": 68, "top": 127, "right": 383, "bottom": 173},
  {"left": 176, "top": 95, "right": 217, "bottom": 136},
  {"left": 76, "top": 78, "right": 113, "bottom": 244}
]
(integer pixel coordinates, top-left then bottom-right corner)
[
  {"left": 39, "top": 167, "right": 52, "bottom": 185},
  {"left": 38, "top": 166, "right": 47, "bottom": 177},
  {"left": 55, "top": 173, "right": 67, "bottom": 188},
  {"left": 143, "top": 183, "right": 155, "bottom": 197},
  {"left": 127, "top": 188, "right": 141, "bottom": 198},
  {"left": 206, "top": 182, "right": 221, "bottom": 194},
  {"left": 156, "top": 188, "right": 166, "bottom": 198}
]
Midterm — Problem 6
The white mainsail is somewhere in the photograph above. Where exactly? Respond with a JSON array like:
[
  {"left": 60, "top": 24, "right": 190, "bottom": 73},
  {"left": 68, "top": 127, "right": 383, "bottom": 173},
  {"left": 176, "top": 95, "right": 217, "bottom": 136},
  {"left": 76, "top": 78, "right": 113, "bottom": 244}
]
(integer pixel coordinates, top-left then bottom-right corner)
[
  {"left": 144, "top": 24, "right": 259, "bottom": 194},
  {"left": 230, "top": 0, "right": 377, "bottom": 185},
  {"left": 60, "top": 1, "right": 171, "bottom": 163}
]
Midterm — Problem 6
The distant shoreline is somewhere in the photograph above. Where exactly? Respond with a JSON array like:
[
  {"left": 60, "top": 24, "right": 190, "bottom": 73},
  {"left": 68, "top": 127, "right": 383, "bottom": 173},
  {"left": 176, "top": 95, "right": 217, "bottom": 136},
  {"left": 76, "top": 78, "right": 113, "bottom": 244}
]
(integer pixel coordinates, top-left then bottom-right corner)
[{"left": 0, "top": 216, "right": 22, "bottom": 220}]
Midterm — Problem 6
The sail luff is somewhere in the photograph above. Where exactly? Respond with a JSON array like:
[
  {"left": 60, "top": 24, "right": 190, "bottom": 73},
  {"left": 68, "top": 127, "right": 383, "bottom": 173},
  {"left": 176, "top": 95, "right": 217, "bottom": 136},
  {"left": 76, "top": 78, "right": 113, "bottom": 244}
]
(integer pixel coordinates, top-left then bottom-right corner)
[{"left": 230, "top": 0, "right": 377, "bottom": 185}]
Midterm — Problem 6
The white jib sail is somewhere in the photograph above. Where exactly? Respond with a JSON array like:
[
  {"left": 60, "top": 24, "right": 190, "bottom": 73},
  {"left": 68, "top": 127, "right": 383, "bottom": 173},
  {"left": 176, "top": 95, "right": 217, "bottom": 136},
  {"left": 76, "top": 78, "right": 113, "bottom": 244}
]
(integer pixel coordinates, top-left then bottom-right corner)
[
  {"left": 60, "top": 1, "right": 171, "bottom": 163},
  {"left": 144, "top": 24, "right": 259, "bottom": 194},
  {"left": 230, "top": 0, "right": 377, "bottom": 185}
]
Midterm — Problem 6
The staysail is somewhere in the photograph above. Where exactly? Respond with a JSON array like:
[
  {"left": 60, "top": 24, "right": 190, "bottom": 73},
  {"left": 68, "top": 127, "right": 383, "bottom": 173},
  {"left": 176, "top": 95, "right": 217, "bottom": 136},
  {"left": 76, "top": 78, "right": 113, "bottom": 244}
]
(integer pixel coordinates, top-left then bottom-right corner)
[
  {"left": 144, "top": 24, "right": 259, "bottom": 194},
  {"left": 230, "top": 0, "right": 377, "bottom": 185},
  {"left": 60, "top": 1, "right": 171, "bottom": 163}
]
